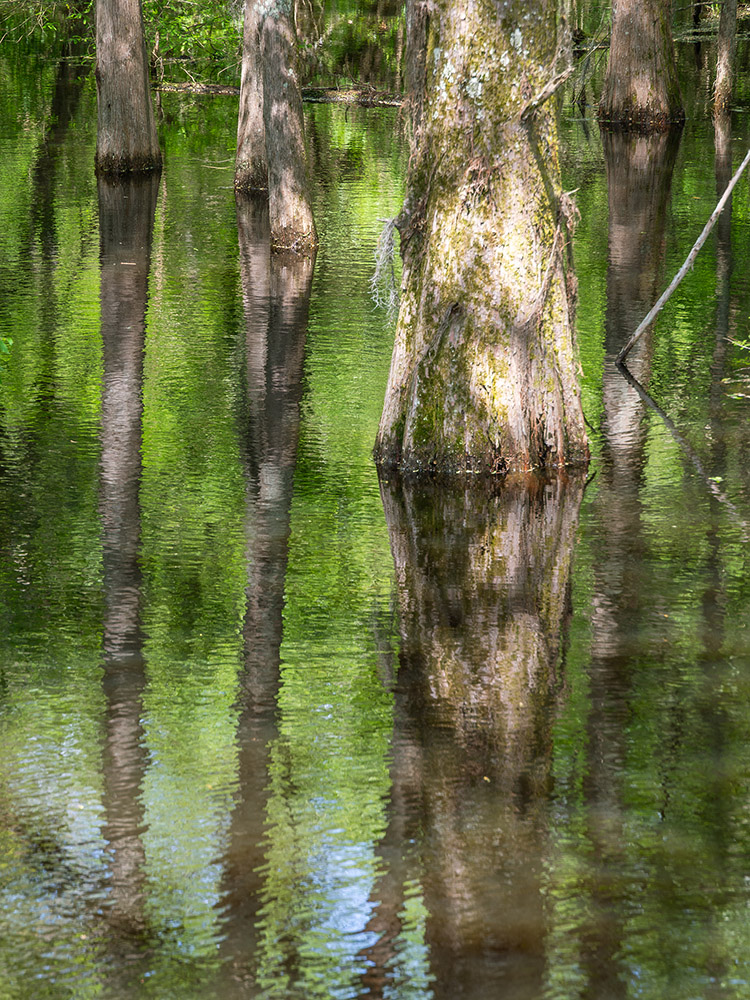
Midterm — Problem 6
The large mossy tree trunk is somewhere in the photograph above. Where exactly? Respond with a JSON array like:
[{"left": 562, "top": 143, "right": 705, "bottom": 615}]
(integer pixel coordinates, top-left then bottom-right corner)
[
  {"left": 95, "top": 0, "right": 161, "bottom": 174},
  {"left": 714, "top": 0, "right": 737, "bottom": 116},
  {"left": 260, "top": 1, "right": 317, "bottom": 253},
  {"left": 374, "top": 0, "right": 588, "bottom": 476},
  {"left": 235, "top": 0, "right": 268, "bottom": 193},
  {"left": 599, "top": 0, "right": 684, "bottom": 132}
]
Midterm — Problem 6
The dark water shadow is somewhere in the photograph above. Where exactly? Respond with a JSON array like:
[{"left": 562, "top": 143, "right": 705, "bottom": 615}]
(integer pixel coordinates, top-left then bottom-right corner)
[
  {"left": 357, "top": 473, "right": 586, "bottom": 999},
  {"left": 217, "top": 197, "right": 315, "bottom": 993},
  {"left": 98, "top": 172, "right": 159, "bottom": 975}
]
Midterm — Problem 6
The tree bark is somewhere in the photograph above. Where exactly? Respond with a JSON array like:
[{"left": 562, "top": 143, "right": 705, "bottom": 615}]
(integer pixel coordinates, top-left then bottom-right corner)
[
  {"left": 235, "top": 0, "right": 269, "bottom": 192},
  {"left": 95, "top": 0, "right": 161, "bottom": 174},
  {"left": 599, "top": 0, "right": 684, "bottom": 132},
  {"left": 714, "top": 0, "right": 737, "bottom": 116},
  {"left": 374, "top": 0, "right": 588, "bottom": 476},
  {"left": 260, "top": 0, "right": 317, "bottom": 253}
]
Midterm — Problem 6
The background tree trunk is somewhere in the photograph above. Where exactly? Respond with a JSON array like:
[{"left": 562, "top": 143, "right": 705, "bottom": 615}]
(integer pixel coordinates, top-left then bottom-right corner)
[
  {"left": 95, "top": 0, "right": 161, "bottom": 174},
  {"left": 235, "top": 0, "right": 268, "bottom": 192},
  {"left": 260, "top": 1, "right": 317, "bottom": 252},
  {"left": 599, "top": 0, "right": 684, "bottom": 132},
  {"left": 714, "top": 0, "right": 737, "bottom": 116},
  {"left": 375, "top": 0, "right": 588, "bottom": 475}
]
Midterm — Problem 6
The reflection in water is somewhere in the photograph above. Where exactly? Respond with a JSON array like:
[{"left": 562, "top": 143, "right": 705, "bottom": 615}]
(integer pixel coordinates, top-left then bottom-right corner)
[
  {"left": 368, "top": 475, "right": 585, "bottom": 999},
  {"left": 219, "top": 197, "right": 314, "bottom": 991},
  {"left": 582, "top": 131, "right": 680, "bottom": 995},
  {"left": 5, "top": 53, "right": 750, "bottom": 1000},
  {"left": 98, "top": 174, "right": 159, "bottom": 958},
  {"left": 601, "top": 129, "right": 680, "bottom": 459}
]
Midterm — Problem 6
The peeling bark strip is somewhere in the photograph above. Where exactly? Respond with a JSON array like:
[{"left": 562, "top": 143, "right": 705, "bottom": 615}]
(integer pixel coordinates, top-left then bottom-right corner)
[
  {"left": 95, "top": 0, "right": 161, "bottom": 174},
  {"left": 374, "top": 0, "right": 588, "bottom": 476},
  {"left": 598, "top": 0, "right": 684, "bottom": 133},
  {"left": 235, "top": 0, "right": 268, "bottom": 192},
  {"left": 258, "top": 0, "right": 317, "bottom": 252}
]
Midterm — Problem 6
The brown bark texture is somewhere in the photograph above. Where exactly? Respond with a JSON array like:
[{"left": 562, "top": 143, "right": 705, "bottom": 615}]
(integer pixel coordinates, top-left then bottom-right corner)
[
  {"left": 374, "top": 0, "right": 588, "bottom": 476},
  {"left": 260, "top": 0, "right": 317, "bottom": 252},
  {"left": 235, "top": 0, "right": 269, "bottom": 192},
  {"left": 714, "top": 0, "right": 737, "bottom": 116},
  {"left": 598, "top": 0, "right": 684, "bottom": 132},
  {"left": 95, "top": 0, "right": 161, "bottom": 174}
]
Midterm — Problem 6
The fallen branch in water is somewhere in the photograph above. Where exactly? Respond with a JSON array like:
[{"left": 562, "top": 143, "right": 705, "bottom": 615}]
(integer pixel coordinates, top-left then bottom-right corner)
[
  {"left": 157, "top": 81, "right": 403, "bottom": 107},
  {"left": 617, "top": 145, "right": 750, "bottom": 364}
]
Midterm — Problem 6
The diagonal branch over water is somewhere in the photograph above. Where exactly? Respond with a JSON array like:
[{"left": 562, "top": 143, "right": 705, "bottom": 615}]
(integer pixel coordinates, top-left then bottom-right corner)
[{"left": 617, "top": 146, "right": 750, "bottom": 364}]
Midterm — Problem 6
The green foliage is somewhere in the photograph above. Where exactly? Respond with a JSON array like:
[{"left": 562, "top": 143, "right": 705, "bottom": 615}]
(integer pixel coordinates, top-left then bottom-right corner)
[{"left": 0, "top": 0, "right": 94, "bottom": 52}]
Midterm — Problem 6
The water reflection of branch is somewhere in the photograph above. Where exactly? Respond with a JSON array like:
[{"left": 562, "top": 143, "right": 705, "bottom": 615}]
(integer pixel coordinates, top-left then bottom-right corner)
[{"left": 615, "top": 359, "right": 748, "bottom": 536}]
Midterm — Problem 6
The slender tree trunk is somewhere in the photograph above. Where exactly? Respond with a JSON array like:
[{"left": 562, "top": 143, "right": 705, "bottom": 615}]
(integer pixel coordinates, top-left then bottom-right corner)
[
  {"left": 235, "top": 0, "right": 268, "bottom": 192},
  {"left": 714, "top": 0, "right": 737, "bottom": 116},
  {"left": 95, "top": 0, "right": 161, "bottom": 174},
  {"left": 375, "top": 0, "right": 588, "bottom": 475},
  {"left": 260, "top": 1, "right": 317, "bottom": 252},
  {"left": 599, "top": 0, "right": 684, "bottom": 132}
]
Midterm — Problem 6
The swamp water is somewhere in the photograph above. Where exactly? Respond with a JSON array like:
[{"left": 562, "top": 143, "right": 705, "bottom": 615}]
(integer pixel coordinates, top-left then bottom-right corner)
[{"left": 2, "top": 49, "right": 750, "bottom": 1000}]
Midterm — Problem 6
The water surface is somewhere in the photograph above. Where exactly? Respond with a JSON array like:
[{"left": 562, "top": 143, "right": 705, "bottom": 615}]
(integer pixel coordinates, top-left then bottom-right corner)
[{"left": 1, "top": 46, "right": 750, "bottom": 1000}]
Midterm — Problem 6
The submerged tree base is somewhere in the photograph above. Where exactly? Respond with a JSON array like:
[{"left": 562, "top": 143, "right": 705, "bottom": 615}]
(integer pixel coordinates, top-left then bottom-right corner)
[
  {"left": 374, "top": 3, "right": 588, "bottom": 478},
  {"left": 598, "top": 107, "right": 685, "bottom": 134},
  {"left": 270, "top": 225, "right": 318, "bottom": 257},
  {"left": 95, "top": 153, "right": 162, "bottom": 177},
  {"left": 234, "top": 160, "right": 268, "bottom": 194}
]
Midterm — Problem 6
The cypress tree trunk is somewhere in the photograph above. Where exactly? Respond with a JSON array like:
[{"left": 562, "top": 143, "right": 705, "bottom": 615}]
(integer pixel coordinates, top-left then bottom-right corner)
[
  {"left": 374, "top": 0, "right": 587, "bottom": 476},
  {"left": 235, "top": 0, "right": 268, "bottom": 192},
  {"left": 599, "top": 0, "right": 684, "bottom": 132},
  {"left": 95, "top": 0, "right": 161, "bottom": 174},
  {"left": 714, "top": 0, "right": 737, "bottom": 116},
  {"left": 260, "top": 1, "right": 317, "bottom": 253}
]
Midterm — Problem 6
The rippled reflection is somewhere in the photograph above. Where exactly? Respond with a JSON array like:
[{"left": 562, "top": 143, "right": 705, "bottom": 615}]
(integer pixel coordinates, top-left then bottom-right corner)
[
  {"left": 218, "top": 197, "right": 315, "bottom": 991},
  {"left": 369, "top": 474, "right": 586, "bottom": 1000},
  {"left": 99, "top": 173, "right": 158, "bottom": 968}
]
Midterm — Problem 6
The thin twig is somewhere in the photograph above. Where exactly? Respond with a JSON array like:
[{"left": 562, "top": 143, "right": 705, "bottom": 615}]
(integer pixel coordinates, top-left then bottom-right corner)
[
  {"left": 520, "top": 66, "right": 573, "bottom": 122},
  {"left": 617, "top": 145, "right": 750, "bottom": 363}
]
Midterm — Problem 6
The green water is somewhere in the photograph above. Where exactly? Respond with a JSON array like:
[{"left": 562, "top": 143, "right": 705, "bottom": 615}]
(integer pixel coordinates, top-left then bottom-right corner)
[{"left": 1, "top": 42, "right": 750, "bottom": 1000}]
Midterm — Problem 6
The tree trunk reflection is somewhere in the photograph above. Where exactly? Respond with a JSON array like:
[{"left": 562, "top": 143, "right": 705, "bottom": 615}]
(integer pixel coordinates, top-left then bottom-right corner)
[
  {"left": 218, "top": 198, "right": 314, "bottom": 991},
  {"left": 98, "top": 174, "right": 159, "bottom": 961},
  {"left": 582, "top": 130, "right": 679, "bottom": 995},
  {"left": 364, "top": 474, "right": 585, "bottom": 998}
]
